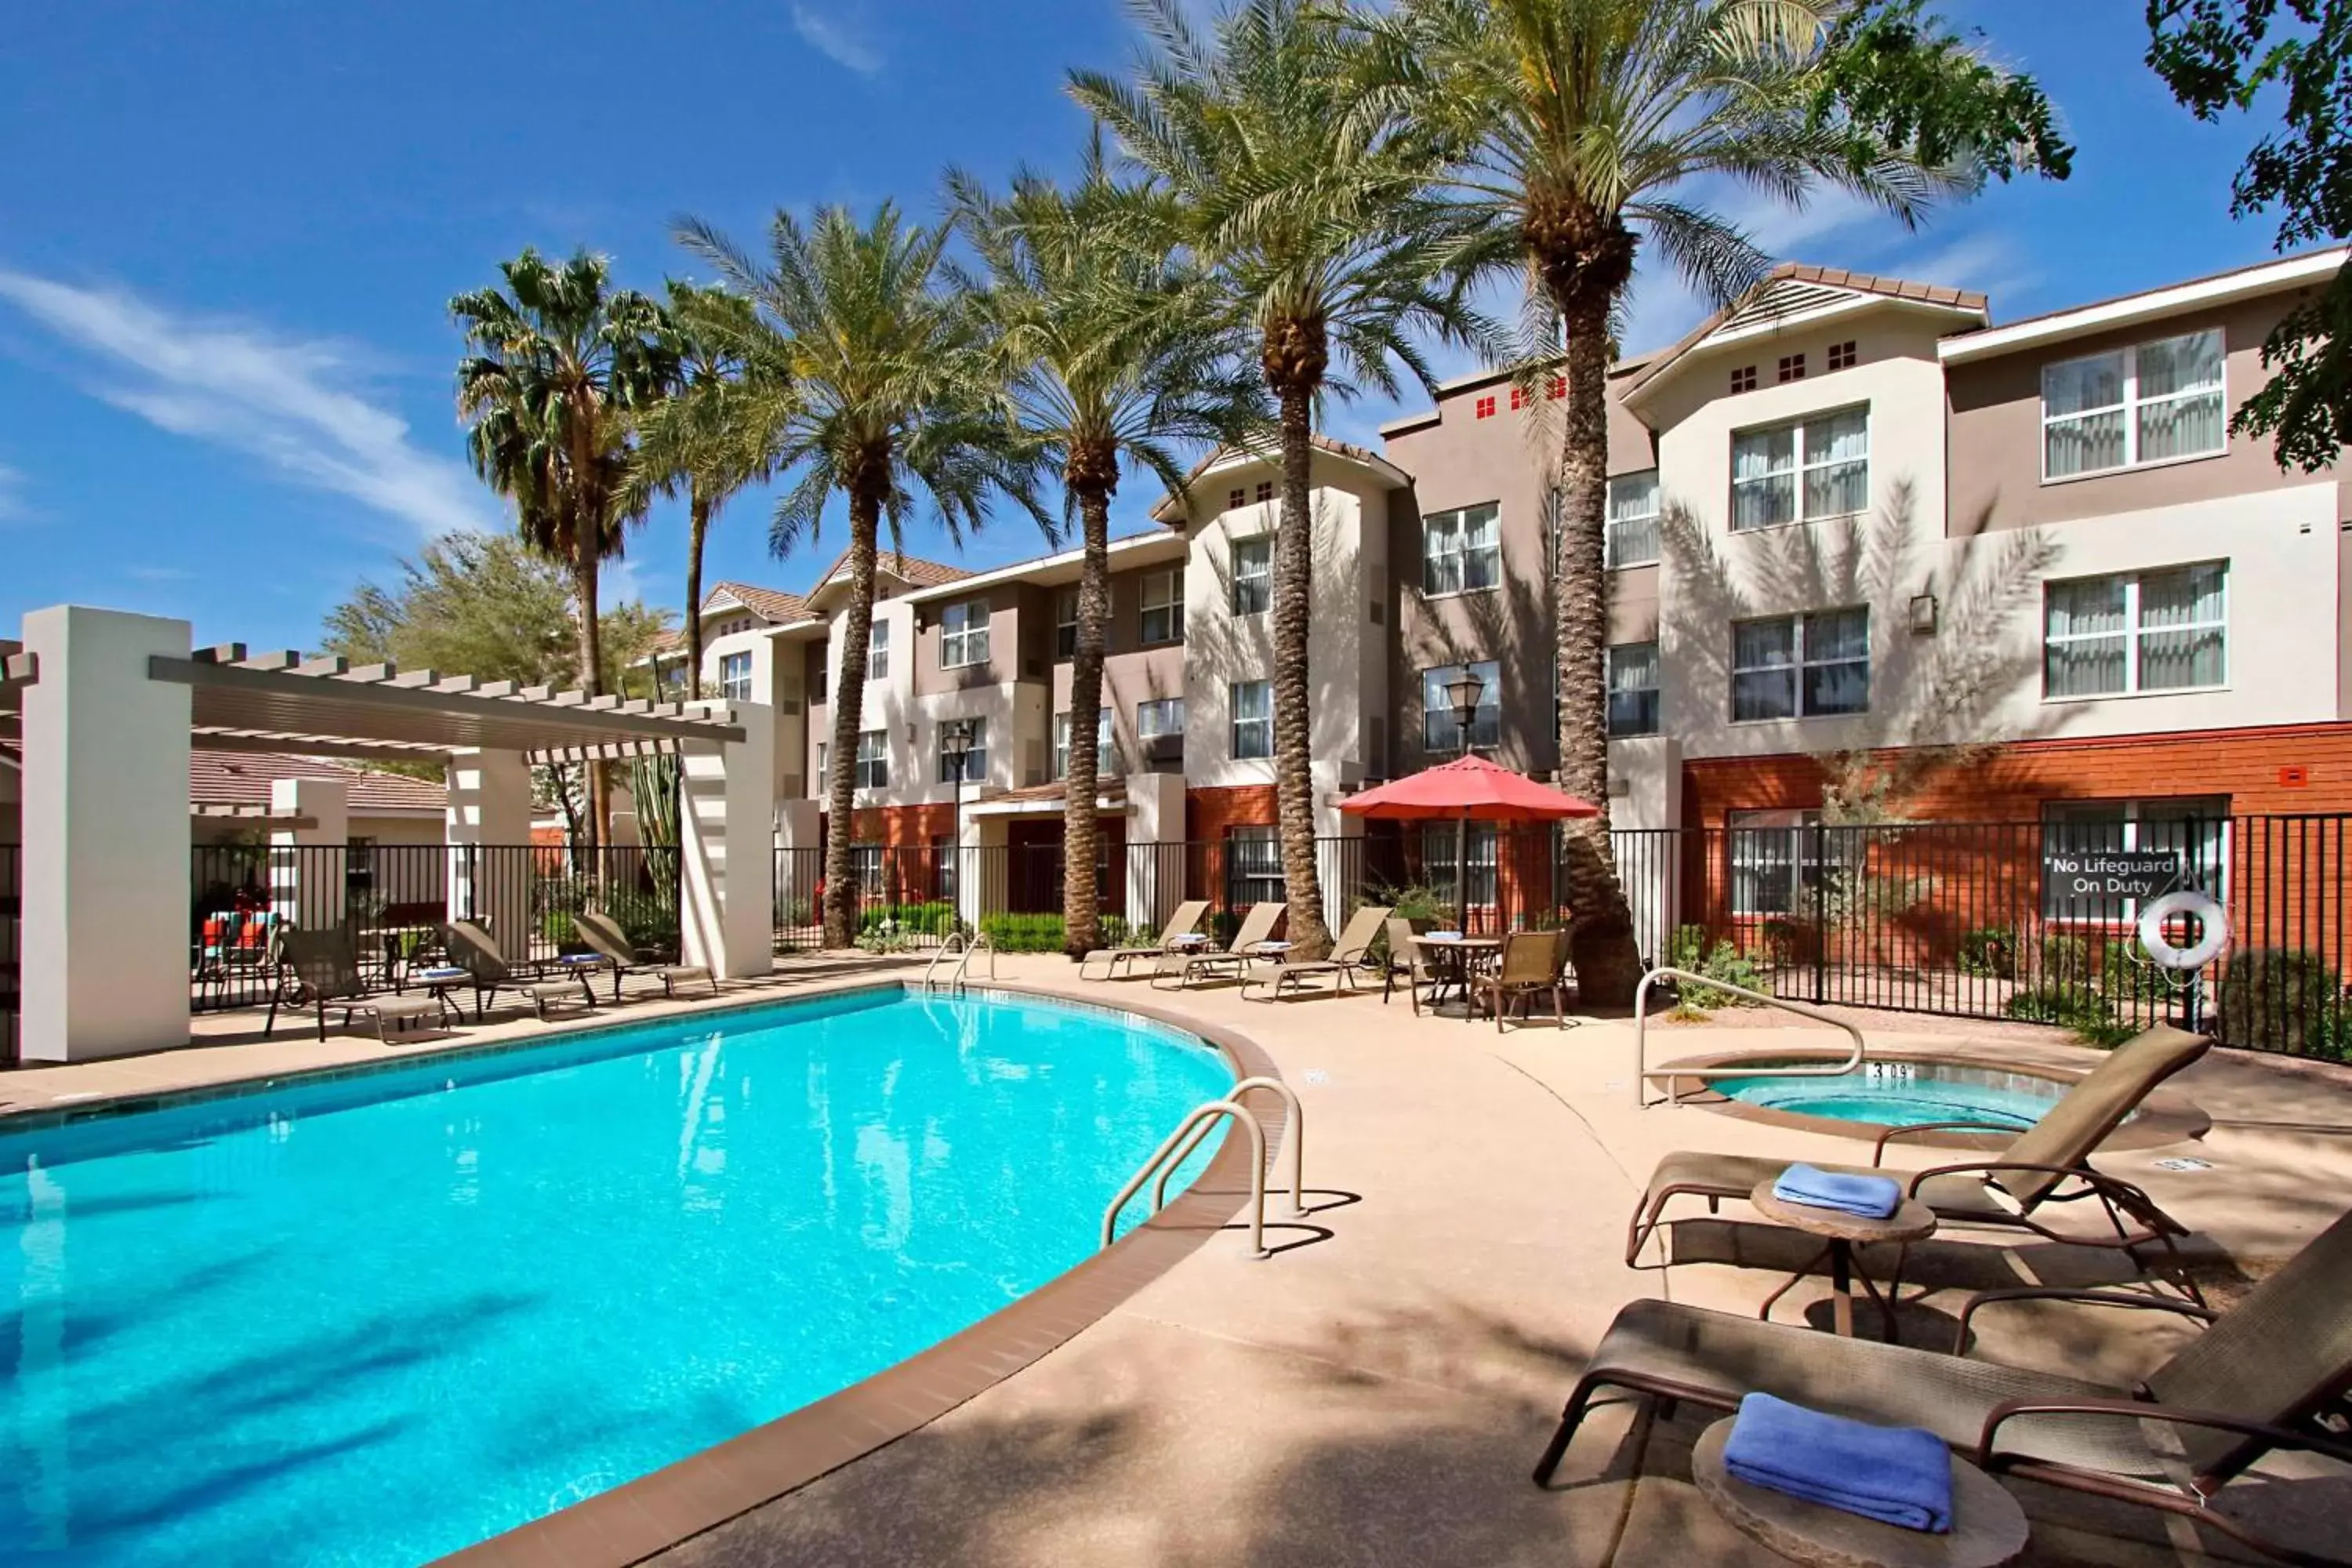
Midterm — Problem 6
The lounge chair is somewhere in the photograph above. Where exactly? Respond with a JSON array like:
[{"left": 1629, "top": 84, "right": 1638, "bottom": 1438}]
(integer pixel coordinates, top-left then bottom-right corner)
[
  {"left": 1152, "top": 902, "right": 1286, "bottom": 989},
  {"left": 1535, "top": 1206, "right": 2352, "bottom": 1568},
  {"left": 1471, "top": 928, "right": 1570, "bottom": 1030},
  {"left": 1240, "top": 905, "right": 1392, "bottom": 1001},
  {"left": 441, "top": 920, "right": 597, "bottom": 1022},
  {"left": 1080, "top": 900, "right": 1210, "bottom": 981},
  {"left": 265, "top": 927, "right": 442, "bottom": 1043},
  {"left": 1380, "top": 917, "right": 1440, "bottom": 1012},
  {"left": 570, "top": 910, "right": 714, "bottom": 1003},
  {"left": 1623, "top": 1022, "right": 2211, "bottom": 1298}
]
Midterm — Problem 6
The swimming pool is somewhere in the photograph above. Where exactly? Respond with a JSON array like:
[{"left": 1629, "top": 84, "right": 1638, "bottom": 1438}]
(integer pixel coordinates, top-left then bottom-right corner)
[
  {"left": 0, "top": 986, "right": 1233, "bottom": 1566},
  {"left": 1708, "top": 1059, "right": 2100, "bottom": 1131}
]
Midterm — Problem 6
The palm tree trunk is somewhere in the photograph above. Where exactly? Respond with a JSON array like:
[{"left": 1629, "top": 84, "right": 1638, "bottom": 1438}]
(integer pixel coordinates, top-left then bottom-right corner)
[
  {"left": 1272, "top": 384, "right": 1333, "bottom": 959},
  {"left": 684, "top": 485, "right": 710, "bottom": 701},
  {"left": 575, "top": 549, "right": 609, "bottom": 853},
  {"left": 1554, "top": 290, "right": 1642, "bottom": 1005},
  {"left": 1062, "top": 485, "right": 1112, "bottom": 959},
  {"left": 822, "top": 488, "right": 880, "bottom": 949}
]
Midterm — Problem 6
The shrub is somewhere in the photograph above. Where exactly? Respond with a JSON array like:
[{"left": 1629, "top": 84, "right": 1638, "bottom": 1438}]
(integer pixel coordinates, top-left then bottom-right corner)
[
  {"left": 2002, "top": 984, "right": 2135, "bottom": 1047},
  {"left": 2216, "top": 948, "right": 2347, "bottom": 1058},
  {"left": 1957, "top": 926, "right": 2016, "bottom": 978},
  {"left": 1665, "top": 925, "right": 1766, "bottom": 1010},
  {"left": 977, "top": 912, "right": 1131, "bottom": 954},
  {"left": 2033, "top": 933, "right": 2092, "bottom": 989},
  {"left": 1370, "top": 882, "right": 1454, "bottom": 931}
]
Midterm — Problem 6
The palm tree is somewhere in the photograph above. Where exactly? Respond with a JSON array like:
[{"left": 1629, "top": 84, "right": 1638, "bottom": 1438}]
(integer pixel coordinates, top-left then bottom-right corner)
[
  {"left": 672, "top": 204, "right": 1047, "bottom": 949},
  {"left": 1073, "top": 0, "right": 1492, "bottom": 959},
  {"left": 1350, "top": 0, "right": 2056, "bottom": 1003},
  {"left": 948, "top": 154, "right": 1258, "bottom": 959},
  {"left": 633, "top": 283, "right": 785, "bottom": 699},
  {"left": 453, "top": 248, "right": 673, "bottom": 847}
]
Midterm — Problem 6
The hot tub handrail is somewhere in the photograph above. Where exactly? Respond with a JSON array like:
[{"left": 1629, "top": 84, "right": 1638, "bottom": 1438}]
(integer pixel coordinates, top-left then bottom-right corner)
[{"left": 1633, "top": 967, "right": 1868, "bottom": 1109}]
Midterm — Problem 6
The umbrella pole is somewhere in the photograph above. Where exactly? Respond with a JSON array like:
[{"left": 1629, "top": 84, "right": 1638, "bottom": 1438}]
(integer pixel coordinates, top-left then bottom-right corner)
[{"left": 1457, "top": 807, "right": 1470, "bottom": 937}]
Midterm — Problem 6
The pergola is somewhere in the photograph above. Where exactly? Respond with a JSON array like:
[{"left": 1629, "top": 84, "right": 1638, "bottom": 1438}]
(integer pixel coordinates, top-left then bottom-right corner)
[{"left": 9, "top": 605, "right": 776, "bottom": 1063}]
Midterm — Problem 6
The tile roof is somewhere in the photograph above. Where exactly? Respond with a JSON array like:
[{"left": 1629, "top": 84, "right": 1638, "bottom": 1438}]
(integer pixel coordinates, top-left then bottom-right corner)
[
  {"left": 189, "top": 750, "right": 447, "bottom": 813},
  {"left": 1152, "top": 434, "right": 1410, "bottom": 522},
  {"left": 1621, "top": 262, "right": 1987, "bottom": 400},
  {"left": 808, "top": 547, "right": 975, "bottom": 596},
  {"left": 706, "top": 581, "right": 812, "bottom": 623},
  {"left": 989, "top": 778, "right": 1129, "bottom": 806}
]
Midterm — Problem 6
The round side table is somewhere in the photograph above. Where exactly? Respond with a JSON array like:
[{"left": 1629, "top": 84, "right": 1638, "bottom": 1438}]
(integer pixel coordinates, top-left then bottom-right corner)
[
  {"left": 1691, "top": 1418, "right": 2027, "bottom": 1568},
  {"left": 1749, "top": 1180, "right": 1936, "bottom": 1340}
]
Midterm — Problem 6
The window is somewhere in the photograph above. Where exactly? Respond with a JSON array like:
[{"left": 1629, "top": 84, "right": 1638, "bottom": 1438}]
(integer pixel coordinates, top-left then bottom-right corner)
[
  {"left": 2044, "top": 563, "right": 2227, "bottom": 699},
  {"left": 719, "top": 651, "right": 753, "bottom": 702},
  {"left": 1230, "top": 680, "right": 1273, "bottom": 760},
  {"left": 345, "top": 836, "right": 376, "bottom": 894},
  {"left": 1423, "top": 503, "right": 1501, "bottom": 595},
  {"left": 2042, "top": 329, "right": 2224, "bottom": 480},
  {"left": 1420, "top": 821, "right": 1498, "bottom": 909},
  {"left": 1726, "top": 809, "right": 1859, "bottom": 916},
  {"left": 867, "top": 620, "right": 889, "bottom": 681},
  {"left": 1828, "top": 340, "right": 1857, "bottom": 371},
  {"left": 816, "top": 742, "right": 827, "bottom": 788},
  {"left": 1605, "top": 471, "right": 1661, "bottom": 568},
  {"left": 2042, "top": 797, "right": 2228, "bottom": 921},
  {"left": 940, "top": 601, "right": 989, "bottom": 669},
  {"left": 1730, "top": 365, "right": 1758, "bottom": 394},
  {"left": 1777, "top": 353, "right": 1806, "bottom": 383},
  {"left": 1607, "top": 642, "right": 1661, "bottom": 736},
  {"left": 1420, "top": 660, "right": 1501, "bottom": 752},
  {"left": 933, "top": 833, "right": 956, "bottom": 902},
  {"left": 1731, "top": 608, "right": 1870, "bottom": 721},
  {"left": 1139, "top": 568, "right": 1184, "bottom": 644},
  {"left": 1227, "top": 487, "right": 1246, "bottom": 510},
  {"left": 1054, "top": 586, "right": 1079, "bottom": 659},
  {"left": 1225, "top": 825, "right": 1285, "bottom": 907},
  {"left": 1230, "top": 536, "right": 1272, "bottom": 615},
  {"left": 854, "top": 729, "right": 887, "bottom": 789},
  {"left": 1731, "top": 408, "right": 1868, "bottom": 530},
  {"left": 936, "top": 717, "right": 988, "bottom": 784},
  {"left": 1254, "top": 480, "right": 1273, "bottom": 504},
  {"left": 811, "top": 659, "right": 827, "bottom": 706},
  {"left": 1475, "top": 394, "right": 1497, "bottom": 419},
  {"left": 849, "top": 844, "right": 884, "bottom": 895},
  {"left": 1054, "top": 710, "right": 1115, "bottom": 780},
  {"left": 1138, "top": 697, "right": 1185, "bottom": 746}
]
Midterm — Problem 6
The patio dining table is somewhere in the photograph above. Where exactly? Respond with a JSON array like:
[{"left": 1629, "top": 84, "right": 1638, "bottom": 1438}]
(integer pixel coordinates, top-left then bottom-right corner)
[{"left": 1411, "top": 935, "right": 1500, "bottom": 1022}]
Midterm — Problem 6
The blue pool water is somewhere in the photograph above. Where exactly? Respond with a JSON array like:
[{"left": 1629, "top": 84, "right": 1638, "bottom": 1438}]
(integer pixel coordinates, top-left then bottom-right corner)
[
  {"left": 0, "top": 988, "right": 1231, "bottom": 1566},
  {"left": 1711, "top": 1060, "right": 2092, "bottom": 1131}
]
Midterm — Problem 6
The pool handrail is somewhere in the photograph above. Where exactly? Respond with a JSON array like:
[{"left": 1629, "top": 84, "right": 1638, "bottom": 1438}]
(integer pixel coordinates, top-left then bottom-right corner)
[
  {"left": 1633, "top": 967, "right": 1867, "bottom": 1109},
  {"left": 1149, "top": 1076, "right": 1302, "bottom": 1218},
  {"left": 1102, "top": 1098, "right": 1268, "bottom": 1257},
  {"left": 951, "top": 931, "right": 996, "bottom": 989},
  {"left": 920, "top": 933, "right": 968, "bottom": 991}
]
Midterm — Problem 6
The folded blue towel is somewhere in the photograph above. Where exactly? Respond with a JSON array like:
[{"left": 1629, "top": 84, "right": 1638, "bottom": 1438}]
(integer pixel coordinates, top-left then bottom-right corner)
[
  {"left": 1771, "top": 1163, "right": 1902, "bottom": 1219},
  {"left": 1723, "top": 1392, "right": 1952, "bottom": 1533}
]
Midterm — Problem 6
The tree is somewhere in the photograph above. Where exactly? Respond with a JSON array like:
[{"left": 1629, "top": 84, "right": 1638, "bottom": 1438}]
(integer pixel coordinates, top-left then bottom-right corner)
[
  {"left": 947, "top": 151, "right": 1258, "bottom": 958},
  {"left": 1073, "top": 0, "right": 1493, "bottom": 959},
  {"left": 1353, "top": 0, "right": 2067, "bottom": 1003},
  {"left": 671, "top": 204, "right": 1048, "bottom": 949},
  {"left": 632, "top": 283, "right": 786, "bottom": 697},
  {"left": 452, "top": 248, "right": 675, "bottom": 847},
  {"left": 2150, "top": 0, "right": 2352, "bottom": 471}
]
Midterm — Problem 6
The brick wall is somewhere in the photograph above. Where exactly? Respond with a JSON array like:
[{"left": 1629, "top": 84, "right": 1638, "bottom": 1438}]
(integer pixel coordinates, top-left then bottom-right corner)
[
  {"left": 1184, "top": 785, "right": 1277, "bottom": 842},
  {"left": 848, "top": 802, "right": 956, "bottom": 847}
]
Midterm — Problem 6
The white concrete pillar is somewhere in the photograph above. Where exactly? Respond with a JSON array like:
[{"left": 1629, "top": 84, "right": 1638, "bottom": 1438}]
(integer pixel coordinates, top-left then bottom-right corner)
[
  {"left": 1123, "top": 772, "right": 1186, "bottom": 929},
  {"left": 955, "top": 789, "right": 1003, "bottom": 933},
  {"left": 445, "top": 749, "right": 532, "bottom": 950},
  {"left": 269, "top": 776, "right": 349, "bottom": 934},
  {"left": 20, "top": 605, "right": 192, "bottom": 1062},
  {"left": 1607, "top": 735, "right": 1684, "bottom": 967},
  {"left": 681, "top": 699, "right": 776, "bottom": 978},
  {"left": 1320, "top": 805, "right": 1366, "bottom": 935}
]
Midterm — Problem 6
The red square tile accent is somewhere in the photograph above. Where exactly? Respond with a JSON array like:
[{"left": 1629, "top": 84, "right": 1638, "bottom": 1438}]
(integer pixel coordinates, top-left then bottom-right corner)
[
  {"left": 1475, "top": 394, "right": 1496, "bottom": 419},
  {"left": 1254, "top": 480, "right": 1272, "bottom": 503},
  {"left": 1730, "top": 365, "right": 1757, "bottom": 394},
  {"left": 1777, "top": 353, "right": 1806, "bottom": 383},
  {"left": 1828, "top": 339, "right": 1857, "bottom": 370},
  {"left": 1509, "top": 385, "right": 1526, "bottom": 410},
  {"left": 1227, "top": 488, "right": 1245, "bottom": 509},
  {"left": 1547, "top": 376, "right": 1565, "bottom": 399}
]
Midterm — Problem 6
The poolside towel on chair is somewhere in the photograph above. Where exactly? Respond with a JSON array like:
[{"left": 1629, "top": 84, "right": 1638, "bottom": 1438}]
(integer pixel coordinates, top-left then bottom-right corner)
[
  {"left": 1770, "top": 1163, "right": 1902, "bottom": 1220},
  {"left": 1722, "top": 1392, "right": 1952, "bottom": 1533}
]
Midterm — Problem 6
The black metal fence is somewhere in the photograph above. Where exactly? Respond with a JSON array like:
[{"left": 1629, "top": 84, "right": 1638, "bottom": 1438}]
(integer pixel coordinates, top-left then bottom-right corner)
[
  {"left": 778, "top": 815, "right": 2352, "bottom": 1060},
  {"left": 190, "top": 842, "right": 681, "bottom": 1012},
  {"left": 0, "top": 844, "right": 18, "bottom": 1066}
]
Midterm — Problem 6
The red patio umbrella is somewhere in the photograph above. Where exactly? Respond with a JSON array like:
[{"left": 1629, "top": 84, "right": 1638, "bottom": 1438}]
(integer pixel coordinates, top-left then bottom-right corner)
[{"left": 1338, "top": 754, "right": 1600, "bottom": 932}]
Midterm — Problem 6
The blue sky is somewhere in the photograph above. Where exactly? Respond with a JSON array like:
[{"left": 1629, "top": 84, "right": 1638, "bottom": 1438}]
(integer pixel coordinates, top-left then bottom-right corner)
[{"left": 0, "top": 2, "right": 2301, "bottom": 655}]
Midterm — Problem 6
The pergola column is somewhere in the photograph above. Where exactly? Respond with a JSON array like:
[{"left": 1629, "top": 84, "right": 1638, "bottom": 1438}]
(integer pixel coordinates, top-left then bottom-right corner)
[
  {"left": 445, "top": 750, "right": 532, "bottom": 949},
  {"left": 681, "top": 699, "right": 775, "bottom": 978},
  {"left": 269, "top": 775, "right": 348, "bottom": 933},
  {"left": 20, "top": 606, "right": 192, "bottom": 1062}
]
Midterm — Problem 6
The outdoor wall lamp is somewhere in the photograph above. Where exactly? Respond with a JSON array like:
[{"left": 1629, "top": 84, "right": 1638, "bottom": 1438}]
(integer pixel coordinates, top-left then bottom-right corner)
[
  {"left": 1907, "top": 593, "right": 1939, "bottom": 635},
  {"left": 1443, "top": 670, "right": 1486, "bottom": 754}
]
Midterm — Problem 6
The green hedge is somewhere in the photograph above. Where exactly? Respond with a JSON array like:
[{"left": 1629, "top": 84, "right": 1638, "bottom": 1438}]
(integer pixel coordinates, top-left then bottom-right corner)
[
  {"left": 979, "top": 912, "right": 1132, "bottom": 953},
  {"left": 859, "top": 902, "right": 957, "bottom": 937}
]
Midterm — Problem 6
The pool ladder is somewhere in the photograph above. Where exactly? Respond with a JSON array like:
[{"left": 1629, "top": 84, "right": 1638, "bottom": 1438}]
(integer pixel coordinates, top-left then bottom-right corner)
[
  {"left": 920, "top": 931, "right": 996, "bottom": 993},
  {"left": 1632, "top": 967, "right": 1868, "bottom": 1109},
  {"left": 1101, "top": 1077, "right": 1304, "bottom": 1258}
]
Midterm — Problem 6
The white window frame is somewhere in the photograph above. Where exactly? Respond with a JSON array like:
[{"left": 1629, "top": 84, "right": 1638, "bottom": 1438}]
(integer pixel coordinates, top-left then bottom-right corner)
[
  {"left": 866, "top": 619, "right": 889, "bottom": 681},
  {"left": 1730, "top": 608, "right": 1871, "bottom": 722},
  {"left": 1225, "top": 824, "right": 1285, "bottom": 907},
  {"left": 719, "top": 650, "right": 753, "bottom": 702},
  {"left": 1419, "top": 660, "right": 1501, "bottom": 752},
  {"left": 1606, "top": 641, "right": 1660, "bottom": 737},
  {"left": 1054, "top": 586, "right": 1079, "bottom": 659},
  {"left": 1726, "top": 808, "right": 1857, "bottom": 917},
  {"left": 1605, "top": 472, "right": 1661, "bottom": 568},
  {"left": 936, "top": 716, "right": 989, "bottom": 784},
  {"left": 1422, "top": 503, "right": 1501, "bottom": 597},
  {"left": 2041, "top": 328, "right": 2227, "bottom": 483},
  {"left": 1138, "top": 568, "right": 1184, "bottom": 645},
  {"left": 2042, "top": 564, "right": 2228, "bottom": 702},
  {"left": 1230, "top": 536, "right": 1272, "bottom": 615},
  {"left": 854, "top": 728, "right": 887, "bottom": 789},
  {"left": 939, "top": 601, "right": 990, "bottom": 670},
  {"left": 1730, "top": 407, "right": 1870, "bottom": 532},
  {"left": 1229, "top": 680, "right": 1272, "bottom": 760},
  {"left": 1137, "top": 697, "right": 1185, "bottom": 742},
  {"left": 1053, "top": 710, "right": 1116, "bottom": 780}
]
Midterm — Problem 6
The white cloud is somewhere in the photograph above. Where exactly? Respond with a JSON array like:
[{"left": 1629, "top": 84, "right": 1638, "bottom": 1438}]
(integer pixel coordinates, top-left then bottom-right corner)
[
  {"left": 0, "top": 270, "right": 492, "bottom": 541},
  {"left": 1888, "top": 229, "right": 2039, "bottom": 314},
  {"left": 790, "top": 5, "right": 882, "bottom": 74}
]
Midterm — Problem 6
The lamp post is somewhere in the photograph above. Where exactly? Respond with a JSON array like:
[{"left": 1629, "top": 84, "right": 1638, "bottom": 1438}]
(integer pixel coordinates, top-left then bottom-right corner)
[
  {"left": 1442, "top": 670, "right": 1485, "bottom": 932},
  {"left": 942, "top": 718, "right": 975, "bottom": 931}
]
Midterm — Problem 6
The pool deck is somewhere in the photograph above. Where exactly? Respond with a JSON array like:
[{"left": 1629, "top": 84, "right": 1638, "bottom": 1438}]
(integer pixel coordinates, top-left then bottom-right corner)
[{"left": 8, "top": 953, "right": 2352, "bottom": 1566}]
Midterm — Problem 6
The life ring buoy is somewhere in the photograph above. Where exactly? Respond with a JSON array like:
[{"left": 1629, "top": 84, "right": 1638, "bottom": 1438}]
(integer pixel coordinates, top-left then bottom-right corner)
[{"left": 2138, "top": 890, "right": 2228, "bottom": 971}]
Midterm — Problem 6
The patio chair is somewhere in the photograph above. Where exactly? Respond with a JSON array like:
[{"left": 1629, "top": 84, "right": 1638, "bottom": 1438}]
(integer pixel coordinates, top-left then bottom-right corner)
[
  {"left": 570, "top": 909, "right": 714, "bottom": 1003},
  {"left": 1380, "top": 917, "right": 1440, "bottom": 1013},
  {"left": 1621, "top": 1023, "right": 2212, "bottom": 1299},
  {"left": 264, "top": 927, "right": 441, "bottom": 1044},
  {"left": 441, "top": 920, "right": 597, "bottom": 1023},
  {"left": 1534, "top": 1205, "right": 2352, "bottom": 1568},
  {"left": 1240, "top": 904, "right": 1392, "bottom": 1002},
  {"left": 1080, "top": 899, "right": 1210, "bottom": 982},
  {"left": 1152, "top": 902, "right": 1286, "bottom": 989},
  {"left": 1471, "top": 929, "right": 1570, "bottom": 1031}
]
